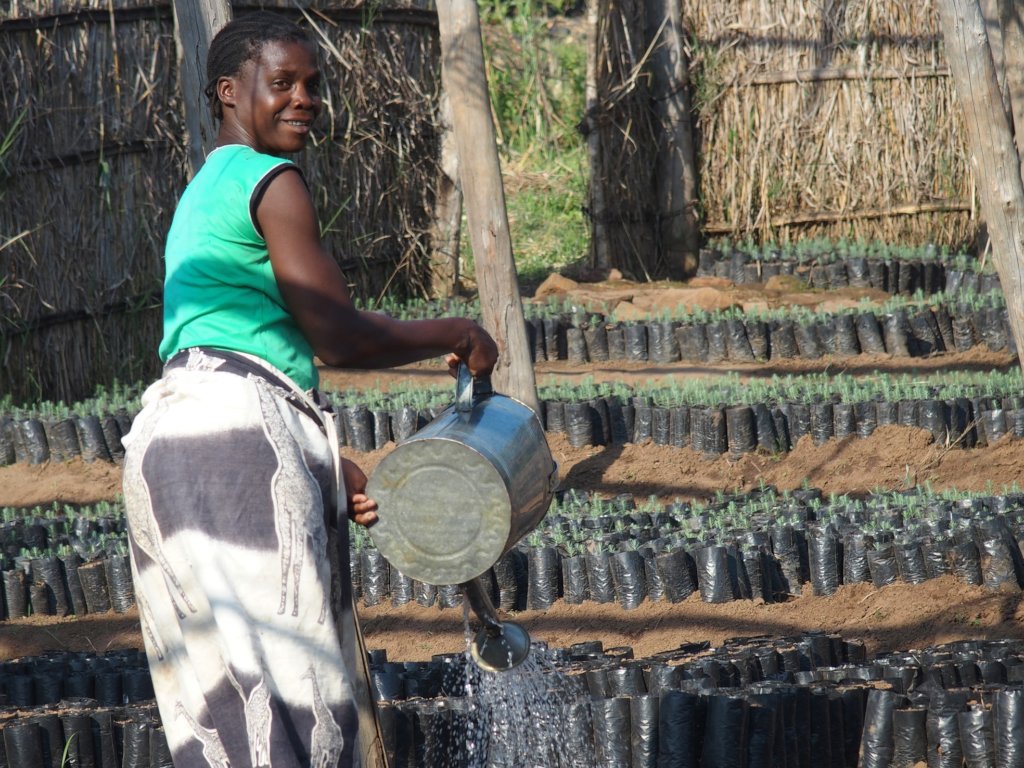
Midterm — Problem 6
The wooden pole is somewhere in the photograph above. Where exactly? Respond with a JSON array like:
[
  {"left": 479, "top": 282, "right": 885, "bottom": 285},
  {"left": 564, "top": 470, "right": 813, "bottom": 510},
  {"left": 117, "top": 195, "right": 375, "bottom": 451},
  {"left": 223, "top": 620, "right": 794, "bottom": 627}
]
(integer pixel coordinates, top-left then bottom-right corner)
[
  {"left": 341, "top": 593, "right": 390, "bottom": 768},
  {"left": 980, "top": 0, "right": 1007, "bottom": 105},
  {"left": 937, "top": 0, "right": 1024, "bottom": 379},
  {"left": 171, "top": 0, "right": 230, "bottom": 176},
  {"left": 998, "top": 0, "right": 1024, "bottom": 178},
  {"left": 584, "top": 0, "right": 610, "bottom": 271},
  {"left": 645, "top": 0, "right": 700, "bottom": 279},
  {"left": 427, "top": 89, "right": 462, "bottom": 299},
  {"left": 435, "top": 0, "right": 539, "bottom": 414}
]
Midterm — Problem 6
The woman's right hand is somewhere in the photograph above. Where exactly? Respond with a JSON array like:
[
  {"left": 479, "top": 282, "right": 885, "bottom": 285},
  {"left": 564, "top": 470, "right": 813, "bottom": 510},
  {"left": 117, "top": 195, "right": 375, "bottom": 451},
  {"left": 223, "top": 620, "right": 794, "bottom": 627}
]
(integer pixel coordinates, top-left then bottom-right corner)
[{"left": 449, "top": 320, "right": 499, "bottom": 378}]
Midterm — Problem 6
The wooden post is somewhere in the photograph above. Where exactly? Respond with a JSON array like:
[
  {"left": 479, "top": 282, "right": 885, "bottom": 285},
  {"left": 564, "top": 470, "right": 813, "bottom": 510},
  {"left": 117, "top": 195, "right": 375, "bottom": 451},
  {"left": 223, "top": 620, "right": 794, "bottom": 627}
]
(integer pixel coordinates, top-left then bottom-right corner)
[
  {"left": 645, "top": 0, "right": 700, "bottom": 279},
  {"left": 428, "top": 89, "right": 462, "bottom": 299},
  {"left": 979, "top": 0, "right": 1006, "bottom": 101},
  {"left": 998, "top": 0, "right": 1024, "bottom": 177},
  {"left": 171, "top": 0, "right": 230, "bottom": 176},
  {"left": 341, "top": 594, "right": 390, "bottom": 768},
  {"left": 584, "top": 0, "right": 610, "bottom": 270},
  {"left": 435, "top": 0, "right": 539, "bottom": 414},
  {"left": 937, "top": 0, "right": 1024, "bottom": 379}
]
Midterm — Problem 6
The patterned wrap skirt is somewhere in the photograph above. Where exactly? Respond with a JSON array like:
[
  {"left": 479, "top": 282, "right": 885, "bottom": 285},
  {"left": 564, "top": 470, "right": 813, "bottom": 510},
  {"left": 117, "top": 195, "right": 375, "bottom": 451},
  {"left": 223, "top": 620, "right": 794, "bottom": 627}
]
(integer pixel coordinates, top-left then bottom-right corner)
[{"left": 122, "top": 348, "right": 360, "bottom": 767}]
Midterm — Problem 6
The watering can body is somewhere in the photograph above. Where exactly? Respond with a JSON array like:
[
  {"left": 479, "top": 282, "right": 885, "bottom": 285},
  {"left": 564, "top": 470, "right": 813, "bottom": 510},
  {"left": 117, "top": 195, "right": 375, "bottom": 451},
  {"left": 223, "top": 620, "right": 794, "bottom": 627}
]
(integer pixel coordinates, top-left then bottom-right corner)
[{"left": 366, "top": 371, "right": 557, "bottom": 587}]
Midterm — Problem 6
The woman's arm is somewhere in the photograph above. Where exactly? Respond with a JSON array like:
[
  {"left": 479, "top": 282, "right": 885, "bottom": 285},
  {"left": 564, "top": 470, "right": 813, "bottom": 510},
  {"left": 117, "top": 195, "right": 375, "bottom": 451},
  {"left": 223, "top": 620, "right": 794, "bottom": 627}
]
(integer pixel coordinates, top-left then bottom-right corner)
[{"left": 259, "top": 168, "right": 497, "bottom": 374}]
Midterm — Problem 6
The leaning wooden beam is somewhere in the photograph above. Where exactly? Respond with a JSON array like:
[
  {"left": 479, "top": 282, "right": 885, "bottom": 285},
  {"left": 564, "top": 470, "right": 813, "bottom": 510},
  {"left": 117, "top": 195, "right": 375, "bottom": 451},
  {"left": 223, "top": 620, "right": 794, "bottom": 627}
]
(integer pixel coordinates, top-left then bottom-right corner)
[
  {"left": 937, "top": 0, "right": 1024, "bottom": 379},
  {"left": 435, "top": 0, "right": 539, "bottom": 414}
]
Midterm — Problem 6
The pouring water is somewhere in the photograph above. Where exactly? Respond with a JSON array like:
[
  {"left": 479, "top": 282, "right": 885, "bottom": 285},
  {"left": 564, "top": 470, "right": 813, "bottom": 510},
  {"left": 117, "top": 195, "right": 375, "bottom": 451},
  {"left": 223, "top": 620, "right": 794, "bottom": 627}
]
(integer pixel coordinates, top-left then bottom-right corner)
[{"left": 461, "top": 576, "right": 531, "bottom": 672}]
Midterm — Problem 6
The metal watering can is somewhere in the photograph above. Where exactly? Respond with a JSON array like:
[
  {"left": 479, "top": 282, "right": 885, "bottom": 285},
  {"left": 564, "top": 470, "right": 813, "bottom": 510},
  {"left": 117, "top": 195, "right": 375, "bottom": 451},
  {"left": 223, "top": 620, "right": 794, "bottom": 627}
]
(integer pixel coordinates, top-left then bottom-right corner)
[{"left": 366, "top": 365, "right": 557, "bottom": 671}]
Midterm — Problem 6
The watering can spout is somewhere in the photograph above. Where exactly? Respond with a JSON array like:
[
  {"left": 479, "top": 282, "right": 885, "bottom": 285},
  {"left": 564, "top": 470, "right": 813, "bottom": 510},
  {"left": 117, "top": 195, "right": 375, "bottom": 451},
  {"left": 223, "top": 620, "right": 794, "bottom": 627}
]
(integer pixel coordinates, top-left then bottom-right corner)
[{"left": 461, "top": 576, "right": 530, "bottom": 673}]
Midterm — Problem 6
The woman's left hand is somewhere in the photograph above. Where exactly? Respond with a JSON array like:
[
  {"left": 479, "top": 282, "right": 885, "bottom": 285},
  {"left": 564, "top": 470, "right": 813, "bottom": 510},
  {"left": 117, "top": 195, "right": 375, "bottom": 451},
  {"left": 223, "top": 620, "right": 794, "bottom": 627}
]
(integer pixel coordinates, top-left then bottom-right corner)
[{"left": 342, "top": 458, "right": 378, "bottom": 526}]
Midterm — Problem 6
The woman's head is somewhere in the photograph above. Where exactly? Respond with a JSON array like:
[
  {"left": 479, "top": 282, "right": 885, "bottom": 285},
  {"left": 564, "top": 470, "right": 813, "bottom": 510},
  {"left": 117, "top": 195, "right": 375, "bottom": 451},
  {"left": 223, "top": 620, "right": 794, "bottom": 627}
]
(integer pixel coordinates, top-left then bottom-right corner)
[
  {"left": 205, "top": 12, "right": 316, "bottom": 121},
  {"left": 206, "top": 12, "right": 322, "bottom": 155}
]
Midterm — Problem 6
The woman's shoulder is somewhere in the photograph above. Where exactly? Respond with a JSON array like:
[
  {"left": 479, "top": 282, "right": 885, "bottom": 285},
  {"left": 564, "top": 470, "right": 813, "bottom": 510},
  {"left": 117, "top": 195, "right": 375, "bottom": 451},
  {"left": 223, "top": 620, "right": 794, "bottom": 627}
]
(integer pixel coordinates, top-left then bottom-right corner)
[
  {"left": 175, "top": 145, "right": 297, "bottom": 218},
  {"left": 185, "top": 145, "right": 297, "bottom": 200},
  {"left": 206, "top": 144, "right": 294, "bottom": 174}
]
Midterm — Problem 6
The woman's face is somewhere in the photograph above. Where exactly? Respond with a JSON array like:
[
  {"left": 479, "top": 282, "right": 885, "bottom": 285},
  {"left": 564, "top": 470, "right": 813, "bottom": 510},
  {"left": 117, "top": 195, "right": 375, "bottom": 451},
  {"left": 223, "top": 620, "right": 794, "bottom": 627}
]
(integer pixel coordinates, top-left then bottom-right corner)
[{"left": 219, "top": 38, "right": 322, "bottom": 156}]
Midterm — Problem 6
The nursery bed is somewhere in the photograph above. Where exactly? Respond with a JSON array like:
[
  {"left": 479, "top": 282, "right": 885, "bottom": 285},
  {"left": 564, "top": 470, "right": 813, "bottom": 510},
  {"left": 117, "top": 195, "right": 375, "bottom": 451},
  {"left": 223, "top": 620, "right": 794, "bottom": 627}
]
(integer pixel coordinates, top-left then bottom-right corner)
[
  {"left": 3, "top": 426, "right": 1024, "bottom": 666},
  {"left": 2, "top": 273, "right": 1024, "bottom": 768}
]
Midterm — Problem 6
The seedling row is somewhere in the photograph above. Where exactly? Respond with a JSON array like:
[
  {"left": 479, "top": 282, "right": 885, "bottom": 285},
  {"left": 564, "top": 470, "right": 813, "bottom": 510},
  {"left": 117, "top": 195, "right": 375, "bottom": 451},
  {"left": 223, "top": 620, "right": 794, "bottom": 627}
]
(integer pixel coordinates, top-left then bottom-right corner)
[
  {"left": 4, "top": 367, "right": 1024, "bottom": 467},
  {"left": 4, "top": 484, "right": 1022, "bottom": 622},
  {"left": 5, "top": 635, "right": 1024, "bottom": 768}
]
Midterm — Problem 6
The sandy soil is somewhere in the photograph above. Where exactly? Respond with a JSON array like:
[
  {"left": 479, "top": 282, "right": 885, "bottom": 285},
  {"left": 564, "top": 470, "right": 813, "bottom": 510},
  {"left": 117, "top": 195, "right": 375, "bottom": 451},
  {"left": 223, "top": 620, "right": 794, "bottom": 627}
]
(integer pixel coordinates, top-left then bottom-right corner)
[{"left": 2, "top": 277, "right": 1021, "bottom": 665}]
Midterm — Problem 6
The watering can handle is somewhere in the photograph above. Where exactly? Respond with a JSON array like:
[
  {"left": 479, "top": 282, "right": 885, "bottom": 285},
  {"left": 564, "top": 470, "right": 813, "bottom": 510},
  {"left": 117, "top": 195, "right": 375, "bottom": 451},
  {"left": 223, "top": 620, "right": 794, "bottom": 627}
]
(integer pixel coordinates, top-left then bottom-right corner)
[
  {"left": 456, "top": 363, "right": 474, "bottom": 412},
  {"left": 456, "top": 362, "right": 494, "bottom": 413}
]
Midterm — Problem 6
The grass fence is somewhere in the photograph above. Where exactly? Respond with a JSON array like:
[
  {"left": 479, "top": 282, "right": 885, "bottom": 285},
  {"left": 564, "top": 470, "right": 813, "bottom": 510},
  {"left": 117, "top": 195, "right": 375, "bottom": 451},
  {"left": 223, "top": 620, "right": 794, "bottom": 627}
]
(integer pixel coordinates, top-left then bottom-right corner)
[
  {"left": 686, "top": 0, "right": 973, "bottom": 246},
  {"left": 0, "top": 0, "right": 443, "bottom": 405},
  {"left": 587, "top": 0, "right": 977, "bottom": 277}
]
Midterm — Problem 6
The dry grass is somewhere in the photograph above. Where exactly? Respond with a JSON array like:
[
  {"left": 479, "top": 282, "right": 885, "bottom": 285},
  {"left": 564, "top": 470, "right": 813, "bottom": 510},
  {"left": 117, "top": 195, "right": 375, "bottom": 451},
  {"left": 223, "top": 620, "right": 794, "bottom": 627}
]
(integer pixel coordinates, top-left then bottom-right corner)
[
  {"left": 683, "top": 0, "right": 973, "bottom": 246},
  {"left": 585, "top": 0, "right": 975, "bottom": 280}
]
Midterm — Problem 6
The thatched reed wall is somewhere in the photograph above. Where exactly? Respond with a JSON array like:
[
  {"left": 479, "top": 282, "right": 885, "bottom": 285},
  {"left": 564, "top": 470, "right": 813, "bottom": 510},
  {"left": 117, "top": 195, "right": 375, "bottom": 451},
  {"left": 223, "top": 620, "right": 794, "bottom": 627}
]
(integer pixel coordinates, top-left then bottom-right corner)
[
  {"left": 587, "top": 0, "right": 976, "bottom": 277},
  {"left": 0, "top": 1, "right": 442, "bottom": 405},
  {"left": 0, "top": 4, "right": 182, "bottom": 405},
  {"left": 684, "top": 0, "right": 973, "bottom": 247}
]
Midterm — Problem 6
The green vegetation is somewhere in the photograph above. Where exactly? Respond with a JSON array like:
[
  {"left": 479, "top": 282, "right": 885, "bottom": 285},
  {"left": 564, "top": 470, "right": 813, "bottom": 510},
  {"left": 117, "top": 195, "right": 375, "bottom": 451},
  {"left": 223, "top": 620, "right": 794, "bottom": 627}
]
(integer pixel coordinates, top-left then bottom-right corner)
[
  {"left": 4, "top": 484, "right": 1023, "bottom": 571},
  {"left": 463, "top": 0, "right": 589, "bottom": 285},
  {"left": 43, "top": 365, "right": 1015, "bottom": 429},
  {"left": 538, "top": 481, "right": 1024, "bottom": 552},
  {"left": 316, "top": 366, "right": 1024, "bottom": 412},
  {"left": 4, "top": 381, "right": 141, "bottom": 422}
]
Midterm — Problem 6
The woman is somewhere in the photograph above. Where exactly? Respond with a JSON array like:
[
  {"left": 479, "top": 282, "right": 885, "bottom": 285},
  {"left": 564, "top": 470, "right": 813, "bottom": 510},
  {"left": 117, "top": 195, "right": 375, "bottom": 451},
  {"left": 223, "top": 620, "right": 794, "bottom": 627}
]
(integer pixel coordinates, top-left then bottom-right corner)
[{"left": 123, "top": 11, "right": 497, "bottom": 766}]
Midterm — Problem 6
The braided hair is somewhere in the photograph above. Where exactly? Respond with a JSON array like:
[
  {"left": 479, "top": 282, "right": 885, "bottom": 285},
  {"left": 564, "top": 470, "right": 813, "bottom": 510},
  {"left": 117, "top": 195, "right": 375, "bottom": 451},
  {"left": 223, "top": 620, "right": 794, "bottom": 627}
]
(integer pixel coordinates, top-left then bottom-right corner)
[{"left": 205, "top": 11, "right": 314, "bottom": 121}]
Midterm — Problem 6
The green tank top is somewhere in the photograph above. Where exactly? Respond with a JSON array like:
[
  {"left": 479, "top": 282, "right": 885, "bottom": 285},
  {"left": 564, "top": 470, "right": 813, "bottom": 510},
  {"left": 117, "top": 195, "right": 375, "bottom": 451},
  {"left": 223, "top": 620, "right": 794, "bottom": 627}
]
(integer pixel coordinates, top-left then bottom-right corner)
[{"left": 159, "top": 144, "right": 318, "bottom": 390}]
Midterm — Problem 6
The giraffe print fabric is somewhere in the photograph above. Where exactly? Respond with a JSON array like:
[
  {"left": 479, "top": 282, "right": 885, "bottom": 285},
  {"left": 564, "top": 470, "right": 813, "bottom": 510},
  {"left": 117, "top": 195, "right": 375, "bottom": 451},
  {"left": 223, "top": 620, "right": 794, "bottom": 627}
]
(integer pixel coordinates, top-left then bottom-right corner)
[{"left": 122, "top": 349, "right": 357, "bottom": 767}]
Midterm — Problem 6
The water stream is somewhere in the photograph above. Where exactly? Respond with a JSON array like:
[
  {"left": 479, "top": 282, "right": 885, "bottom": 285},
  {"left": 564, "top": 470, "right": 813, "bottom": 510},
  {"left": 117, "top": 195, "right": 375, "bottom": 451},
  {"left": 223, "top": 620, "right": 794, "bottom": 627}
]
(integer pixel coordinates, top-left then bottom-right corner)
[{"left": 420, "top": 609, "right": 596, "bottom": 767}]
